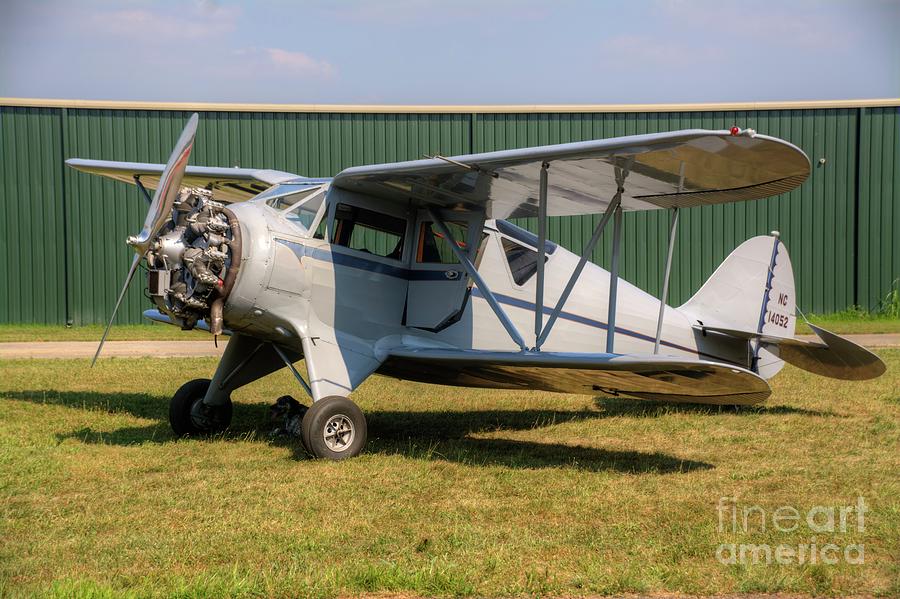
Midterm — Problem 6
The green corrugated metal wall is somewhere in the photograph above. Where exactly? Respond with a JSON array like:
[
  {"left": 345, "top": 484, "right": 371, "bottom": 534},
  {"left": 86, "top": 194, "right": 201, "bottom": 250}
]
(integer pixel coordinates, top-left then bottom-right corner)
[
  {"left": 1, "top": 104, "right": 898, "bottom": 325},
  {"left": 0, "top": 108, "right": 67, "bottom": 324},
  {"left": 857, "top": 107, "right": 900, "bottom": 312}
]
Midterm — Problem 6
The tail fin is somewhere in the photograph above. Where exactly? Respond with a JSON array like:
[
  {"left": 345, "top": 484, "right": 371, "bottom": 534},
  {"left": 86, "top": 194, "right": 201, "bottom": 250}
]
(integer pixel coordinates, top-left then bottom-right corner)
[
  {"left": 681, "top": 234, "right": 886, "bottom": 381},
  {"left": 680, "top": 234, "right": 794, "bottom": 378}
]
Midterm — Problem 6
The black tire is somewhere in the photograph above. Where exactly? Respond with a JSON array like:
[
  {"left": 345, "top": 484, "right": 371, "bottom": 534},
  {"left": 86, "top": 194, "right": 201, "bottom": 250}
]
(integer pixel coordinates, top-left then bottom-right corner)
[
  {"left": 301, "top": 396, "right": 367, "bottom": 460},
  {"left": 169, "top": 378, "right": 233, "bottom": 437}
]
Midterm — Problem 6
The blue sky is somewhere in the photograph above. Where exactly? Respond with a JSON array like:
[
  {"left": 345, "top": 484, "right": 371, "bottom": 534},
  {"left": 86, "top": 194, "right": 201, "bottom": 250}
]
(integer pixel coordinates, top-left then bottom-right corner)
[{"left": 1, "top": 0, "right": 898, "bottom": 104}]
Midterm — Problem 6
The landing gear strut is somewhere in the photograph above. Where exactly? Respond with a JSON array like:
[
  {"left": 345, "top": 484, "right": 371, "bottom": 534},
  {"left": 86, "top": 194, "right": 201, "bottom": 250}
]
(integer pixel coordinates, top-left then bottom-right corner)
[
  {"left": 301, "top": 396, "right": 367, "bottom": 460},
  {"left": 169, "top": 378, "right": 233, "bottom": 437}
]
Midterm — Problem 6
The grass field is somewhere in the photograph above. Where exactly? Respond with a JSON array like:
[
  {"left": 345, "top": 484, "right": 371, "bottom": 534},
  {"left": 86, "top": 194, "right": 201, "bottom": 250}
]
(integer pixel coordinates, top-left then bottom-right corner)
[
  {"left": 0, "top": 324, "right": 208, "bottom": 343},
  {"left": 0, "top": 354, "right": 898, "bottom": 598},
  {"left": 2, "top": 313, "right": 900, "bottom": 343},
  {"left": 794, "top": 312, "right": 900, "bottom": 335}
]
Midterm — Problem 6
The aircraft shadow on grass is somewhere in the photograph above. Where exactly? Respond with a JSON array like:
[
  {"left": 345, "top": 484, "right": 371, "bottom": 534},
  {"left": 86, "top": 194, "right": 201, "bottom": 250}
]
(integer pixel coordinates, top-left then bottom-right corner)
[
  {"left": 593, "top": 396, "right": 841, "bottom": 418},
  {"left": 5, "top": 389, "right": 838, "bottom": 472}
]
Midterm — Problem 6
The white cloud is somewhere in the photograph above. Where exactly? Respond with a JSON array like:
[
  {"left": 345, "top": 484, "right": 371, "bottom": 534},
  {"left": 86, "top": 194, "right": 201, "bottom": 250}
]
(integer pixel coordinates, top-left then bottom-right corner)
[
  {"left": 264, "top": 48, "right": 335, "bottom": 77},
  {"left": 88, "top": 3, "right": 240, "bottom": 41},
  {"left": 228, "top": 47, "right": 337, "bottom": 80}
]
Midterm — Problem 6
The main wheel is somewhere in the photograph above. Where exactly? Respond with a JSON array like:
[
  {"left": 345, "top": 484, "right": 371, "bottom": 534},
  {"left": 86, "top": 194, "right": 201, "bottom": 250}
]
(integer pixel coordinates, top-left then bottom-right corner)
[
  {"left": 301, "top": 396, "right": 367, "bottom": 459},
  {"left": 169, "top": 378, "right": 233, "bottom": 437}
]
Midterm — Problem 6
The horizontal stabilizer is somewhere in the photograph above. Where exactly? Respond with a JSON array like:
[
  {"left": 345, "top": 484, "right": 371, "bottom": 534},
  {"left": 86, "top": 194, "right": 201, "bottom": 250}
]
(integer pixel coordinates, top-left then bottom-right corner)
[
  {"left": 379, "top": 347, "right": 771, "bottom": 405},
  {"left": 776, "top": 323, "right": 886, "bottom": 381},
  {"left": 695, "top": 324, "right": 826, "bottom": 348},
  {"left": 695, "top": 322, "right": 885, "bottom": 381}
]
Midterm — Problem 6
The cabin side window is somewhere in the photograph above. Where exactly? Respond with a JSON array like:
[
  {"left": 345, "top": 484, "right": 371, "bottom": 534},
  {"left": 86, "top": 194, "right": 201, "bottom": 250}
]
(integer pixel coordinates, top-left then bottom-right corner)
[
  {"left": 331, "top": 203, "right": 406, "bottom": 260},
  {"left": 416, "top": 222, "right": 469, "bottom": 263},
  {"left": 500, "top": 237, "right": 548, "bottom": 285}
]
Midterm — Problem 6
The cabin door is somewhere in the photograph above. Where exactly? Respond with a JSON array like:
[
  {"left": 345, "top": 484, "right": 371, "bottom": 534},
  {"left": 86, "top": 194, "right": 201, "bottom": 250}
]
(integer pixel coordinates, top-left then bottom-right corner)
[{"left": 405, "top": 209, "right": 484, "bottom": 330}]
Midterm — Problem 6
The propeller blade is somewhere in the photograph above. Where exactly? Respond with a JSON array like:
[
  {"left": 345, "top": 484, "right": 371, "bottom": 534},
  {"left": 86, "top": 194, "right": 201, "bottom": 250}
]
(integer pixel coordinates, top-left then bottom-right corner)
[
  {"left": 94, "top": 114, "right": 200, "bottom": 364},
  {"left": 91, "top": 254, "right": 142, "bottom": 367},
  {"left": 127, "top": 113, "right": 200, "bottom": 254}
]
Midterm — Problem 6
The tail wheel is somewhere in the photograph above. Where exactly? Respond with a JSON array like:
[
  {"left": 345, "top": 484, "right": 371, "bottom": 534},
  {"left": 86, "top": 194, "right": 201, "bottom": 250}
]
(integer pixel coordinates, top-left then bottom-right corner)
[
  {"left": 301, "top": 396, "right": 367, "bottom": 460},
  {"left": 169, "top": 378, "right": 233, "bottom": 437}
]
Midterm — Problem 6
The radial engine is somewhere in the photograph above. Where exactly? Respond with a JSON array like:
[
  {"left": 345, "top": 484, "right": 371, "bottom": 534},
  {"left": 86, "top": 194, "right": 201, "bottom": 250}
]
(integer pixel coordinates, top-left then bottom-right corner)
[{"left": 144, "top": 188, "right": 241, "bottom": 334}]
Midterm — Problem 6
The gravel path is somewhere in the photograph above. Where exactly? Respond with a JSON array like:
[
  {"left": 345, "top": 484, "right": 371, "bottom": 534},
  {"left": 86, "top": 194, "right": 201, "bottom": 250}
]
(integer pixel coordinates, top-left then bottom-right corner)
[
  {"left": 0, "top": 340, "right": 227, "bottom": 359},
  {"left": 1, "top": 334, "right": 898, "bottom": 359}
]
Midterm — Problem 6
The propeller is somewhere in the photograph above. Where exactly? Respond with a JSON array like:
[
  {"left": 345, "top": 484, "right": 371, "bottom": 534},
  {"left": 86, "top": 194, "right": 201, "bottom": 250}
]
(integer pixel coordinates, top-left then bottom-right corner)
[{"left": 92, "top": 113, "right": 200, "bottom": 366}]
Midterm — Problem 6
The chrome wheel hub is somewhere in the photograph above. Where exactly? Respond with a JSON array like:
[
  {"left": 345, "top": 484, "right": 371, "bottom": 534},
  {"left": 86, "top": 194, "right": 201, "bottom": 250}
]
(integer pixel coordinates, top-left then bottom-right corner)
[{"left": 323, "top": 414, "right": 355, "bottom": 452}]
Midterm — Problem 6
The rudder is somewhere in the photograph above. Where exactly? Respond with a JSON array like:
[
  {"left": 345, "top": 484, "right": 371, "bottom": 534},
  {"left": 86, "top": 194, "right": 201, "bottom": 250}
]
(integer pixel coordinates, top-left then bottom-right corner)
[{"left": 680, "top": 234, "right": 795, "bottom": 378}]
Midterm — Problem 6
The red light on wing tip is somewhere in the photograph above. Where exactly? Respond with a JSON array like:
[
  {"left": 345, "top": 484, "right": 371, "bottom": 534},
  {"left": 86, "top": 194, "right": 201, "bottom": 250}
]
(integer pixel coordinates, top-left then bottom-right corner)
[{"left": 730, "top": 126, "right": 740, "bottom": 136}]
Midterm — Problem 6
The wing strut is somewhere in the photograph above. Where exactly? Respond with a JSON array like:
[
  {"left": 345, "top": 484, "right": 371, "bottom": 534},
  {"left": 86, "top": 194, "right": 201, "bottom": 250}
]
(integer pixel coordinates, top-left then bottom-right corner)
[
  {"left": 534, "top": 162, "right": 549, "bottom": 349},
  {"left": 653, "top": 207, "right": 679, "bottom": 353},
  {"left": 535, "top": 162, "right": 631, "bottom": 349},
  {"left": 133, "top": 176, "right": 153, "bottom": 204},
  {"left": 652, "top": 162, "right": 686, "bottom": 353},
  {"left": 606, "top": 201, "right": 623, "bottom": 353},
  {"left": 427, "top": 207, "right": 528, "bottom": 351}
]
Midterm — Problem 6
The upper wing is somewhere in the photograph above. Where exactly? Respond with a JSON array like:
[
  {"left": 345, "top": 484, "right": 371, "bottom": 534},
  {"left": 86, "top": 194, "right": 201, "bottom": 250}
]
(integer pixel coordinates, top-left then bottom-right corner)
[
  {"left": 333, "top": 129, "right": 810, "bottom": 219},
  {"left": 66, "top": 158, "right": 314, "bottom": 203},
  {"left": 378, "top": 347, "right": 771, "bottom": 405}
]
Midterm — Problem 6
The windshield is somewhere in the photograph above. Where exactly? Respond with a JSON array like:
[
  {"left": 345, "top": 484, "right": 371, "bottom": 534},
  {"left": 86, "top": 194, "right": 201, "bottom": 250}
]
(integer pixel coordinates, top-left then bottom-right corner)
[
  {"left": 284, "top": 189, "right": 326, "bottom": 232},
  {"left": 264, "top": 185, "right": 322, "bottom": 211}
]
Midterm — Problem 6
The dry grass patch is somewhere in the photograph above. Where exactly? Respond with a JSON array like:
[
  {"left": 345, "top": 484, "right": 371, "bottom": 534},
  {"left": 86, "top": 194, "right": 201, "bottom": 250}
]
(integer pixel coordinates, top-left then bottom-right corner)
[{"left": 0, "top": 353, "right": 898, "bottom": 597}]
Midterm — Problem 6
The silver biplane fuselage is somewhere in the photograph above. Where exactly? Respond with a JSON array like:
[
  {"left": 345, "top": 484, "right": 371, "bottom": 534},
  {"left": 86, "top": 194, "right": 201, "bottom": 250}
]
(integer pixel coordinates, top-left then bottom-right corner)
[
  {"left": 225, "top": 185, "right": 742, "bottom": 383},
  {"left": 68, "top": 115, "right": 885, "bottom": 459}
]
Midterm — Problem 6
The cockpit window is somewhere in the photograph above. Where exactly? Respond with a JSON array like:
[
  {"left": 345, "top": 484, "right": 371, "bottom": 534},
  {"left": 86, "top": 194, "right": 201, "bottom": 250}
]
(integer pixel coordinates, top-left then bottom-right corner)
[
  {"left": 501, "top": 237, "right": 548, "bottom": 285},
  {"left": 332, "top": 203, "right": 406, "bottom": 260},
  {"left": 495, "top": 219, "right": 557, "bottom": 254}
]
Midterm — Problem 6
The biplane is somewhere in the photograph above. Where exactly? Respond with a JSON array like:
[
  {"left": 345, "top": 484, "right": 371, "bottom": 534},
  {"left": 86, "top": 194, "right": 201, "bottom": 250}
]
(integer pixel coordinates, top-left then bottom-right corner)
[{"left": 67, "top": 114, "right": 885, "bottom": 459}]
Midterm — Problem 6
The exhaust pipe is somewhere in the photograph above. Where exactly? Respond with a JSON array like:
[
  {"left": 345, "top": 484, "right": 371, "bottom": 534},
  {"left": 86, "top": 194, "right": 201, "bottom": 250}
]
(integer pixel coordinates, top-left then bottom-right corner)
[{"left": 209, "top": 207, "right": 242, "bottom": 336}]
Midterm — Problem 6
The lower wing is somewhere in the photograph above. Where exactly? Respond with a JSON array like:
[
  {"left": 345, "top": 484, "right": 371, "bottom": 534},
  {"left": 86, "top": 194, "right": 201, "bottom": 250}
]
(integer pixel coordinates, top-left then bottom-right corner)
[{"left": 379, "top": 348, "right": 771, "bottom": 405}]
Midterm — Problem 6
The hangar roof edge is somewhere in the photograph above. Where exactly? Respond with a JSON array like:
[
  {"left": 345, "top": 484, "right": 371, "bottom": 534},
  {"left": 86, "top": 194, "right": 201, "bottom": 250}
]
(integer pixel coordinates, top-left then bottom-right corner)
[{"left": 2, "top": 97, "right": 899, "bottom": 114}]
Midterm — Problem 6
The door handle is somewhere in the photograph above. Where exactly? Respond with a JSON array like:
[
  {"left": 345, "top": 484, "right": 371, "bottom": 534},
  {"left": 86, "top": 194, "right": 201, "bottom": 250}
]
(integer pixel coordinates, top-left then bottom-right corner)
[{"left": 444, "top": 270, "right": 460, "bottom": 280}]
